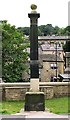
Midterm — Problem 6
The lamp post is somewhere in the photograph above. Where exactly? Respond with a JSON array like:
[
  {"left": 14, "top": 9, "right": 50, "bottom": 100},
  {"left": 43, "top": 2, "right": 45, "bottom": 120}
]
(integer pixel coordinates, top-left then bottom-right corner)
[{"left": 55, "top": 42, "right": 57, "bottom": 81}]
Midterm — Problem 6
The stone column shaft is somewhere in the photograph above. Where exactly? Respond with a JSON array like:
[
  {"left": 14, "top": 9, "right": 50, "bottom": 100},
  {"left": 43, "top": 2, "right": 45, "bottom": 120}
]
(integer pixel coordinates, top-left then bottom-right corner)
[{"left": 28, "top": 13, "right": 40, "bottom": 78}]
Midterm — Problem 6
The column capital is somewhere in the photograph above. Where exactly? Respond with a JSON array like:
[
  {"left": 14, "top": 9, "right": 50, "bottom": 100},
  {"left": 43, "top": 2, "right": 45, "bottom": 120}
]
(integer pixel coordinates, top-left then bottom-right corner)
[{"left": 28, "top": 13, "right": 40, "bottom": 18}]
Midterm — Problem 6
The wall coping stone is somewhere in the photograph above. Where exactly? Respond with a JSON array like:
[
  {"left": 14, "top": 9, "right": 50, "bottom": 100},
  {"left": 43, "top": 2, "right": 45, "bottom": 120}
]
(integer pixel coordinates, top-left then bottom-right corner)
[
  {"left": 26, "top": 92, "right": 44, "bottom": 94},
  {"left": 40, "top": 86, "right": 53, "bottom": 88},
  {"left": 5, "top": 86, "right": 53, "bottom": 89},
  {"left": 5, "top": 87, "right": 30, "bottom": 89},
  {"left": 0, "top": 82, "right": 70, "bottom": 87}
]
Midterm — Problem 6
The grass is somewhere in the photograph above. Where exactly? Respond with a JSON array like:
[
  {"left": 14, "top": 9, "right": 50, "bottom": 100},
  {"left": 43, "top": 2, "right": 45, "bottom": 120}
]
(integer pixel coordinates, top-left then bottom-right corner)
[
  {"left": 45, "top": 97, "right": 70, "bottom": 114},
  {"left": 0, "top": 97, "right": 69, "bottom": 114},
  {"left": 0, "top": 101, "right": 24, "bottom": 114}
]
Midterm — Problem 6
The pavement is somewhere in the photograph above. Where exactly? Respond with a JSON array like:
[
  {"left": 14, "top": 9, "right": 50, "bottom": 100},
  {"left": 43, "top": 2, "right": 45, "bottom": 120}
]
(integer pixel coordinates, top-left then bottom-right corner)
[
  {"left": 0, "top": 109, "right": 70, "bottom": 120},
  {"left": 16, "top": 111, "right": 69, "bottom": 119}
]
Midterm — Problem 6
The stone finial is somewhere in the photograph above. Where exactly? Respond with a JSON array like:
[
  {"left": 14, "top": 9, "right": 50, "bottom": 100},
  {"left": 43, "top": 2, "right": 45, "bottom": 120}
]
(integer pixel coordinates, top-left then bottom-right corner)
[{"left": 30, "top": 4, "right": 37, "bottom": 13}]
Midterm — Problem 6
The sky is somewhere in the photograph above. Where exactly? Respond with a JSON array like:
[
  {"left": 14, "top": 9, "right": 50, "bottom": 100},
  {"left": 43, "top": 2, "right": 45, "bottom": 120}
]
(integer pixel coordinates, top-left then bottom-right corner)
[{"left": 0, "top": 0, "right": 69, "bottom": 28}]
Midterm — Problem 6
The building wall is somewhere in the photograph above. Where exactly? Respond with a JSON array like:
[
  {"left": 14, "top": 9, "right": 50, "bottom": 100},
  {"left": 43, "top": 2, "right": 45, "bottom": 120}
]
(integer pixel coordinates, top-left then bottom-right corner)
[
  {"left": 40, "top": 61, "right": 64, "bottom": 82},
  {"left": 42, "top": 51, "right": 64, "bottom": 60},
  {"left": 38, "top": 39, "right": 66, "bottom": 44},
  {"left": 65, "top": 52, "right": 70, "bottom": 68}
]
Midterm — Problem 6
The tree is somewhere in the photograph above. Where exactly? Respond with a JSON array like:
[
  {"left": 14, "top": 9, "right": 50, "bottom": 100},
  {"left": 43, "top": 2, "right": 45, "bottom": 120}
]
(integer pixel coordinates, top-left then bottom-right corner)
[
  {"left": 44, "top": 24, "right": 54, "bottom": 36},
  {"left": 58, "top": 27, "right": 65, "bottom": 35},
  {"left": 39, "top": 25, "right": 45, "bottom": 35},
  {"left": 63, "top": 40, "right": 70, "bottom": 52},
  {"left": 38, "top": 28, "right": 42, "bottom": 36},
  {"left": 18, "top": 27, "right": 29, "bottom": 36},
  {"left": 39, "top": 24, "right": 54, "bottom": 36},
  {"left": 2, "top": 21, "right": 28, "bottom": 82},
  {"left": 64, "top": 26, "right": 70, "bottom": 35},
  {"left": 54, "top": 26, "right": 60, "bottom": 35}
]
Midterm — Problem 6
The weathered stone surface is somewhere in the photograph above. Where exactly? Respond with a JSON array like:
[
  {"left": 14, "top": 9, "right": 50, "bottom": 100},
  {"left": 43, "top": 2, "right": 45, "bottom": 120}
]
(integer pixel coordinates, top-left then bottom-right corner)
[
  {"left": 5, "top": 87, "right": 30, "bottom": 101},
  {"left": 30, "top": 78, "right": 39, "bottom": 92},
  {"left": 40, "top": 86, "right": 54, "bottom": 99},
  {"left": 24, "top": 92, "right": 45, "bottom": 111},
  {"left": 53, "top": 86, "right": 69, "bottom": 97}
]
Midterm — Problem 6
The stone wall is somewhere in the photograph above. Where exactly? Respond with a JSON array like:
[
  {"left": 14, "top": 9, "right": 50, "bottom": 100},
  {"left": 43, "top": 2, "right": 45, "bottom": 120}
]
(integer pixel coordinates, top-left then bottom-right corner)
[
  {"left": 40, "top": 62, "right": 64, "bottom": 82},
  {"left": 0, "top": 82, "right": 70, "bottom": 101}
]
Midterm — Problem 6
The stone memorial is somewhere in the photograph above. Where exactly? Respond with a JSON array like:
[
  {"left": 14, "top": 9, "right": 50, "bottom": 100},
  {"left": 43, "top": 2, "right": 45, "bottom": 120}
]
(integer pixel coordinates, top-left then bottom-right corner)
[{"left": 24, "top": 4, "right": 45, "bottom": 111}]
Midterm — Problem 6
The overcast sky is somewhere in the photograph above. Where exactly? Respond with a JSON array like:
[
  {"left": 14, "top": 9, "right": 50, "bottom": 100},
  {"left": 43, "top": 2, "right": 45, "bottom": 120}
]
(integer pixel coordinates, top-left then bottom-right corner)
[{"left": 0, "top": 0, "right": 69, "bottom": 28}]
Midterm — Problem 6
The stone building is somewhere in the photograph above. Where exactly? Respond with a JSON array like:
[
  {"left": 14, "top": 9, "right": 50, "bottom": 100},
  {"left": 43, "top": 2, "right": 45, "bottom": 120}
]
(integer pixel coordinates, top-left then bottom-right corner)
[
  {"left": 58, "top": 52, "right": 70, "bottom": 82},
  {"left": 38, "top": 36, "right": 67, "bottom": 45},
  {"left": 23, "top": 39, "right": 64, "bottom": 82},
  {"left": 65, "top": 52, "right": 70, "bottom": 68},
  {"left": 39, "top": 54, "right": 64, "bottom": 82},
  {"left": 40, "top": 43, "right": 64, "bottom": 60}
]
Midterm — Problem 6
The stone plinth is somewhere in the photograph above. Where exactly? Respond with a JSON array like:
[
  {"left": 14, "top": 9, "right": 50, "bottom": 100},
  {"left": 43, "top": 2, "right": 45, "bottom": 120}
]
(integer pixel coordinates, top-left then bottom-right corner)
[
  {"left": 24, "top": 92, "right": 45, "bottom": 111},
  {"left": 30, "top": 78, "right": 39, "bottom": 92}
]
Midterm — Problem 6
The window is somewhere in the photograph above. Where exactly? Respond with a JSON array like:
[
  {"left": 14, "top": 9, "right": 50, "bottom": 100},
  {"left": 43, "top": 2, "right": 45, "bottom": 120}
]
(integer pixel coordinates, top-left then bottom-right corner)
[{"left": 51, "top": 64, "right": 57, "bottom": 69}]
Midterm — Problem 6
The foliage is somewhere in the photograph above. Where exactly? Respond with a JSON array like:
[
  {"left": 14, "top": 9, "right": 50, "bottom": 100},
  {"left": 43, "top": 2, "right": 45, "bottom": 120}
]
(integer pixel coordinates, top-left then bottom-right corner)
[
  {"left": 18, "top": 24, "right": 70, "bottom": 36},
  {"left": 53, "top": 26, "right": 60, "bottom": 35},
  {"left": 63, "top": 40, "right": 70, "bottom": 52},
  {"left": 43, "top": 24, "right": 54, "bottom": 36},
  {"left": 64, "top": 26, "right": 70, "bottom": 35},
  {"left": 0, "top": 22, "right": 2, "bottom": 78},
  {"left": 38, "top": 25, "right": 46, "bottom": 36},
  {"left": 2, "top": 21, "right": 28, "bottom": 82},
  {"left": 18, "top": 27, "right": 29, "bottom": 36}
]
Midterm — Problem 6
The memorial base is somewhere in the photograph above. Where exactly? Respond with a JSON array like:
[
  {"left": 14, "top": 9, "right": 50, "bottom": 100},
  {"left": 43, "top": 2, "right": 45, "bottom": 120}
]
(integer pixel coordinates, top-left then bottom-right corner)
[{"left": 24, "top": 92, "right": 45, "bottom": 111}]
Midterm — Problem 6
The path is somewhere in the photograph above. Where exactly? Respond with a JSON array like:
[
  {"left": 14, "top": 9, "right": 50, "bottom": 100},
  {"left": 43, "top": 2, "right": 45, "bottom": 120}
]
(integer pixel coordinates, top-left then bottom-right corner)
[{"left": 0, "top": 109, "right": 70, "bottom": 120}]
